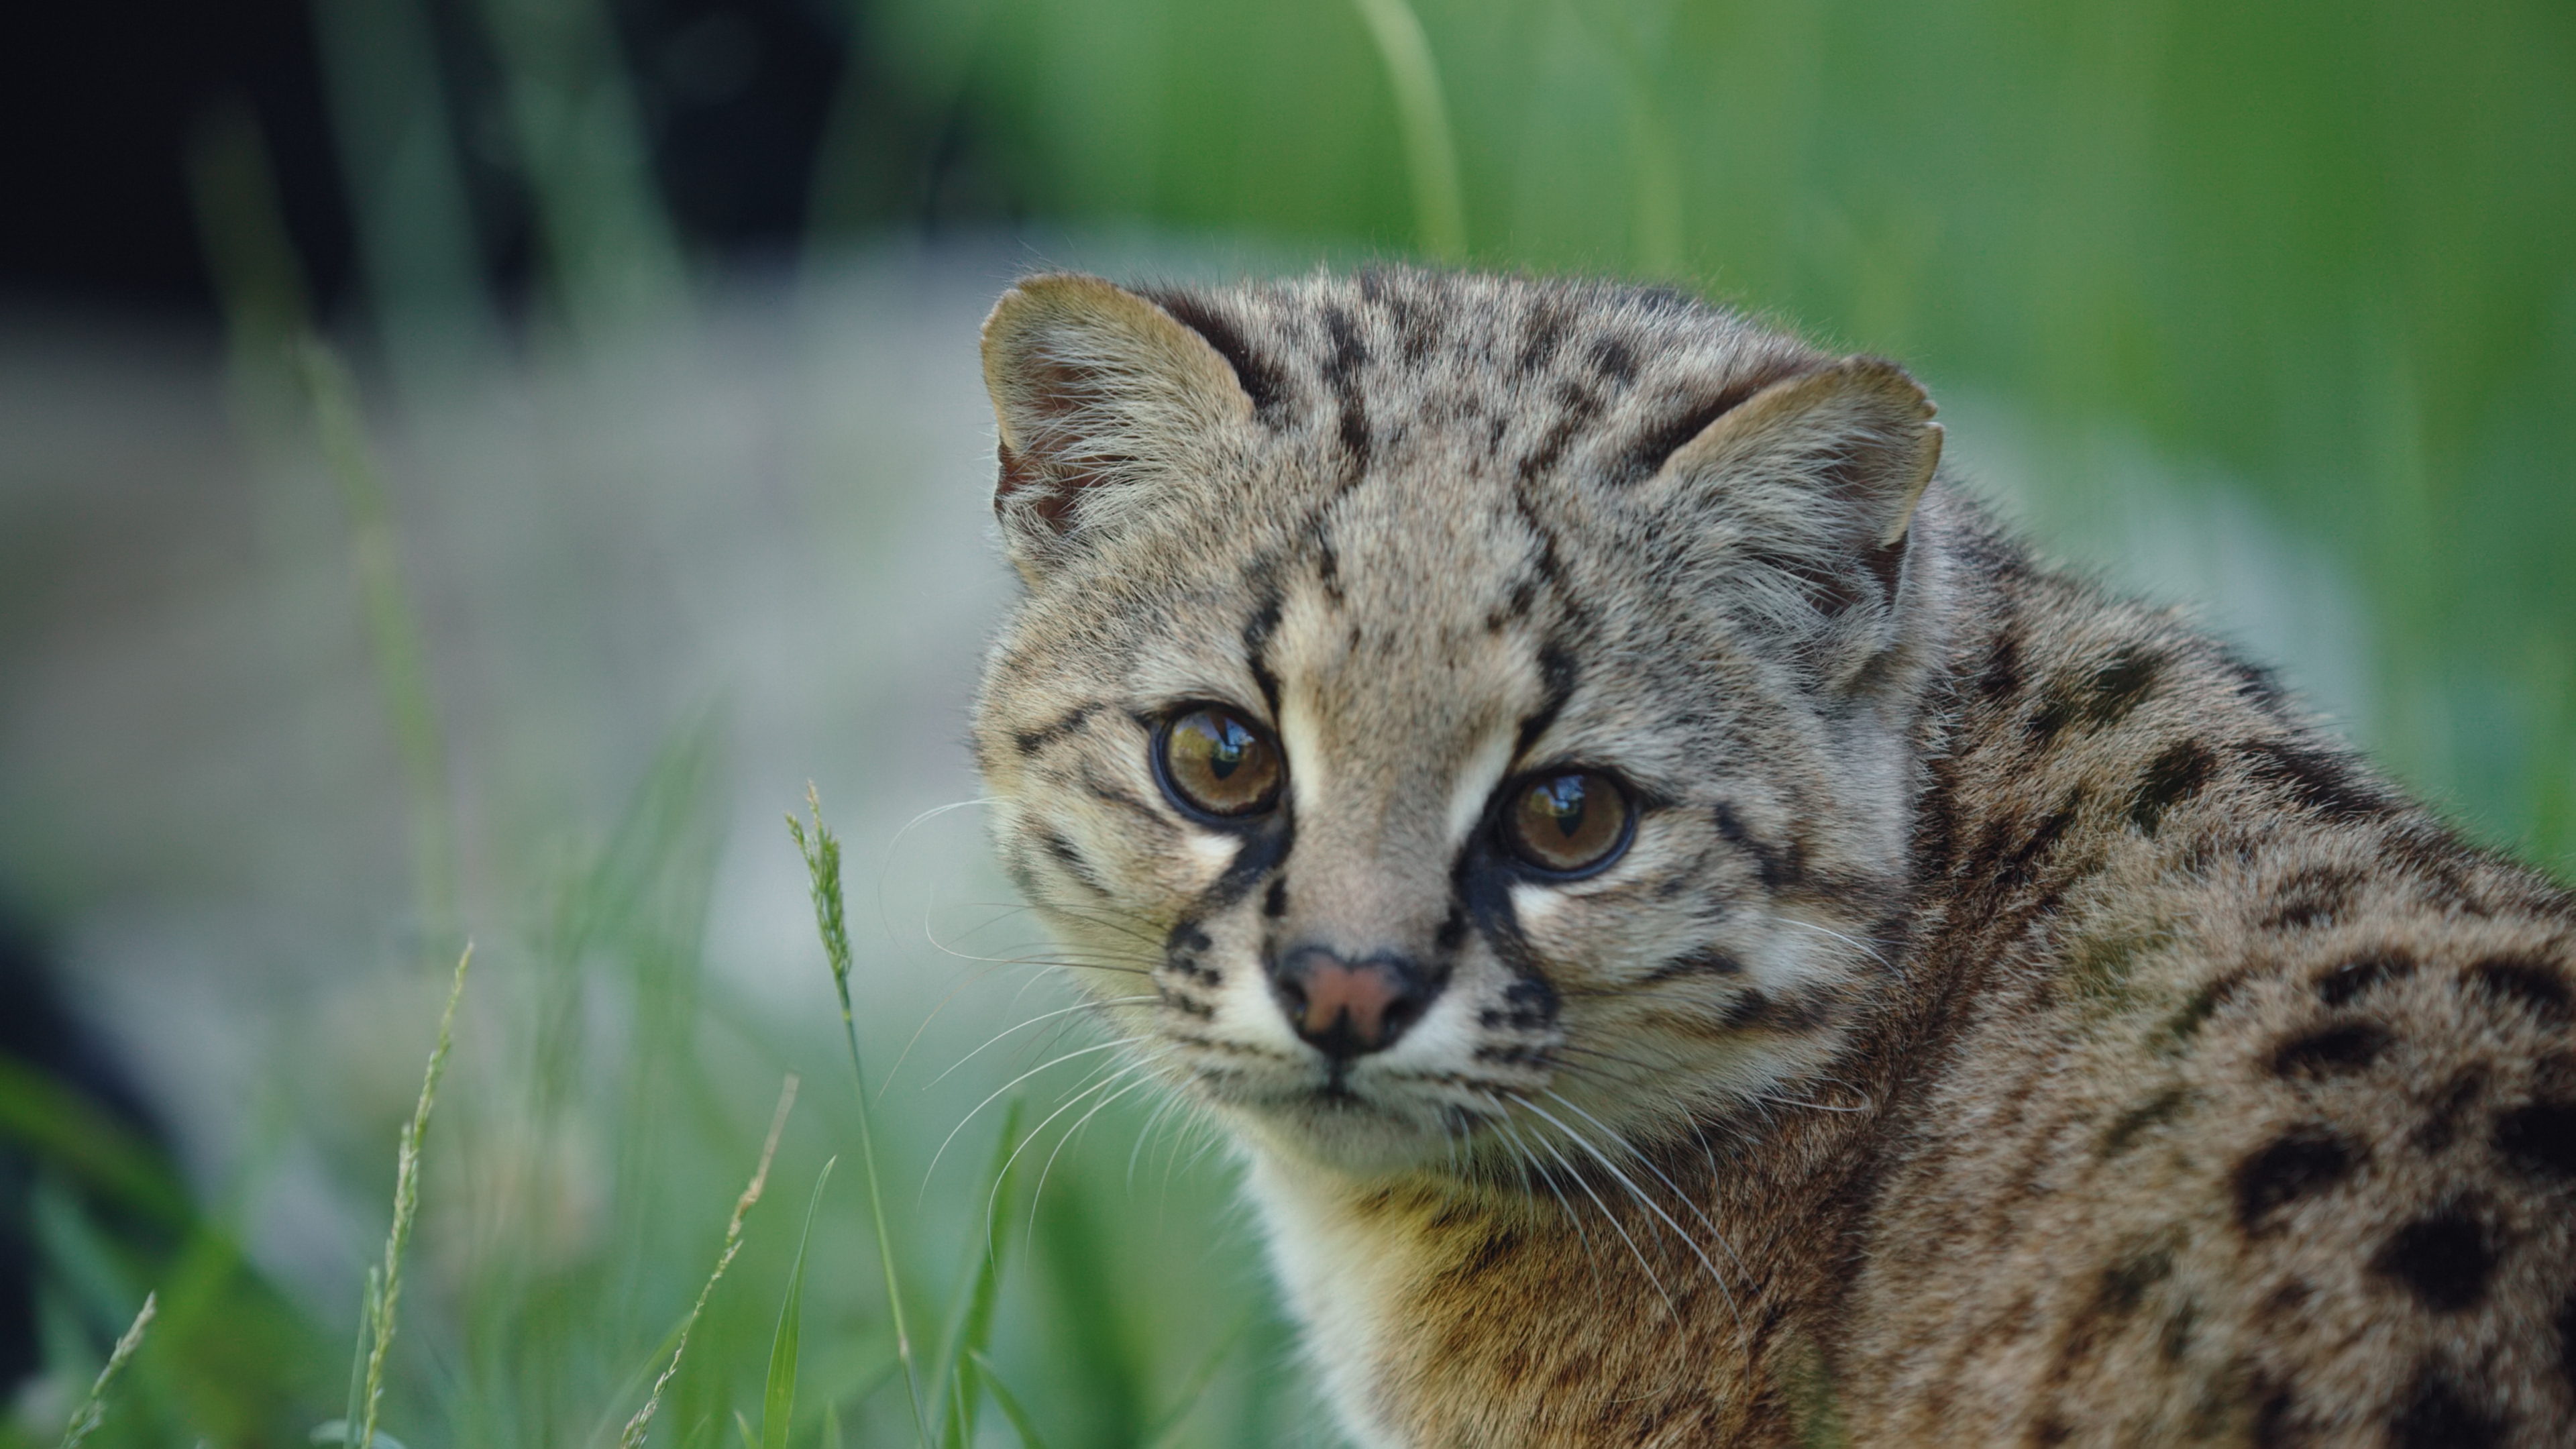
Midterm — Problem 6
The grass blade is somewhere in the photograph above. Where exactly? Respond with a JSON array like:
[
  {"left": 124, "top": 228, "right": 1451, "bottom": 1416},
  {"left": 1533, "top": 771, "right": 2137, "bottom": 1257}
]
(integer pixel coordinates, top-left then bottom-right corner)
[
  {"left": 1141, "top": 1307, "right": 1256, "bottom": 1449},
  {"left": 621, "top": 1075, "right": 799, "bottom": 1449},
  {"left": 936, "top": 1100, "right": 1023, "bottom": 1449},
  {"left": 55, "top": 1291, "right": 154, "bottom": 1449},
  {"left": 357, "top": 943, "right": 470, "bottom": 1448},
  {"left": 1347, "top": 0, "right": 1464, "bottom": 259},
  {"left": 788, "top": 786, "right": 928, "bottom": 1446},
  {"left": 965, "top": 1352, "right": 1049, "bottom": 1449},
  {"left": 761, "top": 1158, "right": 837, "bottom": 1449}
]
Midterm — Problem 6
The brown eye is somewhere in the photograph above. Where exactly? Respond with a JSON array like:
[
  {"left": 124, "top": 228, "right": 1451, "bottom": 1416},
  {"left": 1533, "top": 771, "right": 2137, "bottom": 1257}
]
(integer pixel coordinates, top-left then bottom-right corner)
[
  {"left": 1501, "top": 770, "right": 1633, "bottom": 875},
  {"left": 1157, "top": 706, "right": 1284, "bottom": 820}
]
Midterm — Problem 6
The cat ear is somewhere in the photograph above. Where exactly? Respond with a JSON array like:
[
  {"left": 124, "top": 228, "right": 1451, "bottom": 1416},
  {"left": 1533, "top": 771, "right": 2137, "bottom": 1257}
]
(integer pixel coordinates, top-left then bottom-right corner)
[
  {"left": 980, "top": 274, "right": 1255, "bottom": 566},
  {"left": 1649, "top": 355, "right": 1943, "bottom": 645}
]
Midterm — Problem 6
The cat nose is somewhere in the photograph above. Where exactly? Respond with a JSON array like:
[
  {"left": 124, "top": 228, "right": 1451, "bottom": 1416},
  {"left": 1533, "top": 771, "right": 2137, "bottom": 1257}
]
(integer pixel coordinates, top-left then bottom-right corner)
[{"left": 1270, "top": 947, "right": 1435, "bottom": 1059}]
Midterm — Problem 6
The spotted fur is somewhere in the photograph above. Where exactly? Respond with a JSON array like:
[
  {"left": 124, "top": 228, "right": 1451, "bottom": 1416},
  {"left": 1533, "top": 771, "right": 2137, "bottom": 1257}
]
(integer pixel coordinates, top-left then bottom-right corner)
[{"left": 968, "top": 268, "right": 2576, "bottom": 1447}]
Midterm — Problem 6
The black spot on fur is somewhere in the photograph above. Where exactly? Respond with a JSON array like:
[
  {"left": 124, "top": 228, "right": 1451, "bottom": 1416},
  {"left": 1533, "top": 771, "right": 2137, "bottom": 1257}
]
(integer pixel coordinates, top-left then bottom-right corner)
[
  {"left": 2095, "top": 1240, "right": 2176, "bottom": 1318},
  {"left": 2389, "top": 1366, "right": 2504, "bottom": 1449},
  {"left": 2270, "top": 1022, "right": 2390, "bottom": 1077},
  {"left": 1974, "top": 633, "right": 2023, "bottom": 703},
  {"left": 2233, "top": 1130, "right": 2357, "bottom": 1231},
  {"left": 1964, "top": 801, "right": 2080, "bottom": 896},
  {"left": 2163, "top": 975, "right": 2242, "bottom": 1049},
  {"left": 1515, "top": 301, "right": 1569, "bottom": 376},
  {"left": 2227, "top": 656, "right": 2286, "bottom": 711},
  {"left": 1144, "top": 289, "right": 1288, "bottom": 418},
  {"left": 1639, "top": 948, "right": 1746, "bottom": 985},
  {"left": 2101, "top": 1087, "right": 2190, "bottom": 1158},
  {"left": 1588, "top": 337, "right": 1638, "bottom": 384},
  {"left": 1720, "top": 988, "right": 1829, "bottom": 1034},
  {"left": 2373, "top": 1210, "right": 2496, "bottom": 1313},
  {"left": 2467, "top": 956, "right": 2571, "bottom": 1018},
  {"left": 1320, "top": 305, "right": 1372, "bottom": 472},
  {"left": 1263, "top": 877, "right": 1288, "bottom": 919},
  {"left": 2127, "top": 741, "right": 2216, "bottom": 834},
  {"left": 2031, "top": 647, "right": 2165, "bottom": 739},
  {"left": 2250, "top": 1383, "right": 2299, "bottom": 1448},
  {"left": 2316, "top": 953, "right": 2415, "bottom": 1006},
  {"left": 2240, "top": 739, "right": 2393, "bottom": 822},
  {"left": 2262, "top": 865, "right": 2362, "bottom": 932},
  {"left": 1515, "top": 383, "right": 1604, "bottom": 482},
  {"left": 2496, "top": 1099, "right": 2576, "bottom": 1178}
]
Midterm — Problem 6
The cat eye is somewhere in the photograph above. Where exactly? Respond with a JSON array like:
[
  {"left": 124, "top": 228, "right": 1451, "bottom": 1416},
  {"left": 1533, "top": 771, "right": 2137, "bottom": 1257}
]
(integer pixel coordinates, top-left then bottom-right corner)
[
  {"left": 1499, "top": 769, "right": 1634, "bottom": 876},
  {"left": 1155, "top": 706, "right": 1285, "bottom": 820}
]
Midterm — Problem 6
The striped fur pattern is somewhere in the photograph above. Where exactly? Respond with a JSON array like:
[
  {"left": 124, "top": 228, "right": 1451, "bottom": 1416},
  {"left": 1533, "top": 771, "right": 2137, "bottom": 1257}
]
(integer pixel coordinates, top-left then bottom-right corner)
[{"left": 967, "top": 268, "right": 2576, "bottom": 1446}]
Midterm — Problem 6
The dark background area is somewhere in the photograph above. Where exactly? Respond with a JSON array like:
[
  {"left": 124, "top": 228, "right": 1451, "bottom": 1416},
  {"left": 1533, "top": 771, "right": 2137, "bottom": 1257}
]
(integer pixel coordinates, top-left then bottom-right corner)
[{"left": 0, "top": 0, "right": 980, "bottom": 323}]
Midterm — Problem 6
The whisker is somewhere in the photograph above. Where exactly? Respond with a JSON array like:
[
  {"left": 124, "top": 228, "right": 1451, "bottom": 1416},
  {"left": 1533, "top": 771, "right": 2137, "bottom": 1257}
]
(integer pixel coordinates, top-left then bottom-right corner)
[
  {"left": 1541, "top": 1087, "right": 1755, "bottom": 1294},
  {"left": 983, "top": 1057, "right": 1161, "bottom": 1250},
  {"left": 1515, "top": 1092, "right": 1742, "bottom": 1344},
  {"left": 1504, "top": 1096, "right": 1683, "bottom": 1327},
  {"left": 925, "top": 1036, "right": 1140, "bottom": 1192},
  {"left": 926, "top": 996, "right": 1161, "bottom": 1089},
  {"left": 1024, "top": 1074, "right": 1161, "bottom": 1257}
]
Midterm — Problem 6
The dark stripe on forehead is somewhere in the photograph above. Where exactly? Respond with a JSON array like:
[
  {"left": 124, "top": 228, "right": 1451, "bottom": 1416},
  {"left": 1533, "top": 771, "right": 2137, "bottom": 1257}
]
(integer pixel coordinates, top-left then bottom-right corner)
[
  {"left": 1321, "top": 304, "right": 1372, "bottom": 473},
  {"left": 1241, "top": 571, "right": 1286, "bottom": 716},
  {"left": 1513, "top": 643, "right": 1582, "bottom": 761}
]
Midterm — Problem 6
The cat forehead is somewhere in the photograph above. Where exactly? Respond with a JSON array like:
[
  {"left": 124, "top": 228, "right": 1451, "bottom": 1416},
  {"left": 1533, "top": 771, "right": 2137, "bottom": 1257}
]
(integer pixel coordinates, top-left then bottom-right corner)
[{"left": 1138, "top": 269, "right": 1823, "bottom": 488}]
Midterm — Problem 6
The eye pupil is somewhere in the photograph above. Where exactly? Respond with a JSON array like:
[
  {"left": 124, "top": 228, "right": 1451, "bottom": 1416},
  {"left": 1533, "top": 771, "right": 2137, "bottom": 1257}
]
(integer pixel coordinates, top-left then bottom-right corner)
[
  {"left": 1503, "top": 769, "right": 1632, "bottom": 874},
  {"left": 1157, "top": 707, "right": 1283, "bottom": 819}
]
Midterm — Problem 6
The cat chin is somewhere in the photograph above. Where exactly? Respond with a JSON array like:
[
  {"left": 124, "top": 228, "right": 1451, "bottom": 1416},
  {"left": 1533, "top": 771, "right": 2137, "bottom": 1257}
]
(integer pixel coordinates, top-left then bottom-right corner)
[{"left": 1210, "top": 1090, "right": 1468, "bottom": 1179}]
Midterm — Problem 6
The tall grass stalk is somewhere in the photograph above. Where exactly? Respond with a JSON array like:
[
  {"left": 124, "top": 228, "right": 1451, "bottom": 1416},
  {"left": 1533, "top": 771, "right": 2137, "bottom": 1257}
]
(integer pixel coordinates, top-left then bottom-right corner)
[
  {"left": 788, "top": 786, "right": 930, "bottom": 1446},
  {"left": 296, "top": 337, "right": 458, "bottom": 953},
  {"left": 1347, "top": 0, "right": 1465, "bottom": 259},
  {"left": 54, "top": 1292, "right": 156, "bottom": 1449},
  {"left": 352, "top": 944, "right": 472, "bottom": 1448},
  {"left": 620, "top": 1075, "right": 800, "bottom": 1449}
]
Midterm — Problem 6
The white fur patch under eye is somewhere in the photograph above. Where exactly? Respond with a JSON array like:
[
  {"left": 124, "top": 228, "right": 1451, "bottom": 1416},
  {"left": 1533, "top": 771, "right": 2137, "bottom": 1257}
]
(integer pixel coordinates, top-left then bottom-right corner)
[
  {"left": 1509, "top": 880, "right": 1568, "bottom": 930},
  {"left": 1444, "top": 722, "right": 1517, "bottom": 849},
  {"left": 1279, "top": 691, "right": 1329, "bottom": 820},
  {"left": 1184, "top": 829, "right": 1238, "bottom": 883}
]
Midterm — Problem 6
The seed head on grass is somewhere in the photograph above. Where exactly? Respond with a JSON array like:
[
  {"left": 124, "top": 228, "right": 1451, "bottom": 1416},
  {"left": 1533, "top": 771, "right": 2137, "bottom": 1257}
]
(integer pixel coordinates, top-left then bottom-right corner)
[
  {"left": 56, "top": 1291, "right": 155, "bottom": 1449},
  {"left": 348, "top": 943, "right": 470, "bottom": 1449},
  {"left": 788, "top": 785, "right": 928, "bottom": 1446},
  {"left": 620, "top": 1074, "right": 800, "bottom": 1449}
]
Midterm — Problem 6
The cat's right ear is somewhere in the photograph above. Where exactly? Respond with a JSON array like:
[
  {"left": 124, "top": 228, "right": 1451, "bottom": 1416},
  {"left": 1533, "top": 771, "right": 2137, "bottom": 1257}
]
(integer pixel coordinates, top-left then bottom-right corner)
[{"left": 980, "top": 274, "right": 1256, "bottom": 572}]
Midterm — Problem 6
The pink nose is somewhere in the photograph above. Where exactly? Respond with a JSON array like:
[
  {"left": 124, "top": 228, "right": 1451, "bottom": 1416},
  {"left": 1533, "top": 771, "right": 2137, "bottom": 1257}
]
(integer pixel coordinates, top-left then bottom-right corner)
[{"left": 1273, "top": 950, "right": 1430, "bottom": 1059}]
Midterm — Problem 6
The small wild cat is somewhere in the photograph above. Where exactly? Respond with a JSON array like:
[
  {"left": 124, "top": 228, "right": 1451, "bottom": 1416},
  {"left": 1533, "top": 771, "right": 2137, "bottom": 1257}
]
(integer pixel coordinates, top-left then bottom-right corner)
[{"left": 967, "top": 268, "right": 2576, "bottom": 1446}]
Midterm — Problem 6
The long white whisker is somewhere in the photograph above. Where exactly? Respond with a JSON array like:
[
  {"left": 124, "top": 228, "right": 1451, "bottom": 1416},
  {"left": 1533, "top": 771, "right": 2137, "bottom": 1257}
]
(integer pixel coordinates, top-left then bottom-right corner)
[
  {"left": 1024, "top": 1074, "right": 1160, "bottom": 1256},
  {"left": 1541, "top": 1088, "right": 1755, "bottom": 1293},
  {"left": 924, "top": 1037, "right": 1138, "bottom": 1193},
  {"left": 984, "top": 1057, "right": 1161, "bottom": 1246},
  {"left": 1506, "top": 1096, "right": 1682, "bottom": 1326},
  {"left": 927, "top": 996, "right": 1159, "bottom": 1089}
]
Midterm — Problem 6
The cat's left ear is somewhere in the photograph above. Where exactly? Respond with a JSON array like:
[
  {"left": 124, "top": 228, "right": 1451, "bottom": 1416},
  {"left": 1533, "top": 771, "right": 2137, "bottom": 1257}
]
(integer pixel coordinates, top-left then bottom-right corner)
[
  {"left": 980, "top": 274, "right": 1255, "bottom": 570},
  {"left": 1648, "top": 355, "right": 1943, "bottom": 647}
]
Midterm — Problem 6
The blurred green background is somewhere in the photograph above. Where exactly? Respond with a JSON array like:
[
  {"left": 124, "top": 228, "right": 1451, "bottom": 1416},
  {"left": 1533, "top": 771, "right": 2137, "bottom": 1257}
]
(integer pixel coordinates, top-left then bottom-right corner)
[{"left": 0, "top": 0, "right": 2569, "bottom": 1444}]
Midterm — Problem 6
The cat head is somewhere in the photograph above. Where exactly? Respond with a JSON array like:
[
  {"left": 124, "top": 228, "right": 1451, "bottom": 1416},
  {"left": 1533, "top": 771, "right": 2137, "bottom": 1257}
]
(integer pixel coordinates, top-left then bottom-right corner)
[{"left": 971, "top": 269, "right": 1948, "bottom": 1179}]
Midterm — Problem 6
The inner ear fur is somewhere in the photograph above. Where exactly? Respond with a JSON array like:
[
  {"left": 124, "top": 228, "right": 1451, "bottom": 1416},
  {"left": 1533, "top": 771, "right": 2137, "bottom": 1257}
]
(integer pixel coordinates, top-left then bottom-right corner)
[
  {"left": 1650, "top": 354, "right": 1943, "bottom": 624},
  {"left": 979, "top": 274, "right": 1255, "bottom": 555}
]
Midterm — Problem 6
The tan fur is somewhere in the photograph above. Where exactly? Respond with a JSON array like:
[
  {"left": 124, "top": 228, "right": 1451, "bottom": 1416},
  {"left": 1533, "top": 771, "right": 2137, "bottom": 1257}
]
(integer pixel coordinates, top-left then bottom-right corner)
[{"left": 968, "top": 268, "right": 2576, "bottom": 1446}]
